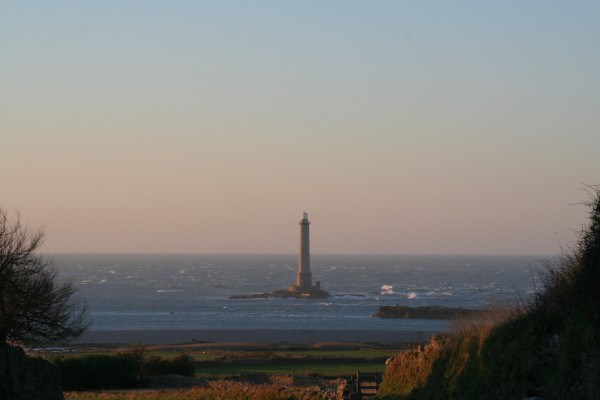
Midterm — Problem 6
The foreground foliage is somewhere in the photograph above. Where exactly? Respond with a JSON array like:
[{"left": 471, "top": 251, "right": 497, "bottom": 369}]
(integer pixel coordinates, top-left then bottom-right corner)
[
  {"left": 55, "top": 354, "right": 138, "bottom": 390},
  {"left": 55, "top": 352, "right": 196, "bottom": 390},
  {"left": 0, "top": 208, "right": 87, "bottom": 344},
  {"left": 377, "top": 186, "right": 600, "bottom": 399},
  {"left": 0, "top": 344, "right": 63, "bottom": 400},
  {"left": 64, "top": 380, "right": 335, "bottom": 400}
]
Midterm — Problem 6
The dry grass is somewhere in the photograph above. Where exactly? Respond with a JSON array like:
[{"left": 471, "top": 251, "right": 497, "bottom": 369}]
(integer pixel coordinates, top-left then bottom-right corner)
[
  {"left": 376, "top": 335, "right": 448, "bottom": 398},
  {"left": 450, "top": 306, "right": 513, "bottom": 350},
  {"left": 65, "top": 380, "right": 336, "bottom": 400}
]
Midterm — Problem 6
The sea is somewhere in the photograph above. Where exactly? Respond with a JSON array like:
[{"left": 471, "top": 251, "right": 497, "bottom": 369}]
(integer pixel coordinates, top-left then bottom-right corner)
[{"left": 54, "top": 254, "right": 554, "bottom": 333}]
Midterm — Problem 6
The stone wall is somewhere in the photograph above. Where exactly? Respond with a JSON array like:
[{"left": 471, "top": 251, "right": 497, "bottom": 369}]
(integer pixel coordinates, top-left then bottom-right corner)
[{"left": 0, "top": 344, "right": 63, "bottom": 400}]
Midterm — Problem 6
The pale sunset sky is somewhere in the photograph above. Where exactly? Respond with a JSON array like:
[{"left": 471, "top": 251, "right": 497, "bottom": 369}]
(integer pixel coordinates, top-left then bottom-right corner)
[{"left": 1, "top": 2, "right": 599, "bottom": 255}]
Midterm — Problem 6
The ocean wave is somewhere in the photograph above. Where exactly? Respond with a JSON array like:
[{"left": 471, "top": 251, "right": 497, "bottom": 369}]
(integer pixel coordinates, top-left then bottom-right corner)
[
  {"left": 331, "top": 294, "right": 367, "bottom": 299},
  {"left": 381, "top": 284, "right": 394, "bottom": 295}
]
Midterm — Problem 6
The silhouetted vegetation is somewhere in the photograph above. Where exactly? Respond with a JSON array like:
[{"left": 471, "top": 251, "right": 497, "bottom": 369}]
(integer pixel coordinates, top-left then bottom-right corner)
[
  {"left": 55, "top": 354, "right": 138, "bottom": 390},
  {"left": 141, "top": 354, "right": 195, "bottom": 377},
  {"left": 377, "top": 185, "right": 600, "bottom": 399},
  {"left": 0, "top": 208, "right": 87, "bottom": 344},
  {"left": 55, "top": 349, "right": 196, "bottom": 390},
  {"left": 0, "top": 343, "right": 63, "bottom": 400}
]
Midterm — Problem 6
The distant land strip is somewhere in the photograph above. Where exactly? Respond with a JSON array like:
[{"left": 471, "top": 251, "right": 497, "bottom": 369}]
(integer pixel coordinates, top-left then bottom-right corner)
[{"left": 73, "top": 329, "right": 444, "bottom": 345}]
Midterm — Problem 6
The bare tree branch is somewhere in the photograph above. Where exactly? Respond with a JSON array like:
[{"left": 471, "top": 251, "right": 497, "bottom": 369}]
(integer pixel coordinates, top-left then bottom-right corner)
[{"left": 0, "top": 208, "right": 88, "bottom": 344}]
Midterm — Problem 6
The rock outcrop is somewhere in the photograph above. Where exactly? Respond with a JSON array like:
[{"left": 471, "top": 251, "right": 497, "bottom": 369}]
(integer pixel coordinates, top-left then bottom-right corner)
[{"left": 372, "top": 304, "right": 489, "bottom": 319}]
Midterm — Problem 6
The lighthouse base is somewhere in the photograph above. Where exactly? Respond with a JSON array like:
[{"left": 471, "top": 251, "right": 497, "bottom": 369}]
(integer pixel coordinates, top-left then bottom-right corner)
[
  {"left": 229, "top": 288, "right": 330, "bottom": 300},
  {"left": 287, "top": 285, "right": 329, "bottom": 299}
]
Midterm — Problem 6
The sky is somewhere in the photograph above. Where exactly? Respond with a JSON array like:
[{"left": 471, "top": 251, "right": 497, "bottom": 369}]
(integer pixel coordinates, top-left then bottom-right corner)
[{"left": 1, "top": 1, "right": 599, "bottom": 255}]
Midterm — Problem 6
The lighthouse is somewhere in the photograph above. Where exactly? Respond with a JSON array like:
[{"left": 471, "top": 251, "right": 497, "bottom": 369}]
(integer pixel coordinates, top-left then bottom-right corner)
[
  {"left": 230, "top": 211, "right": 329, "bottom": 299},
  {"left": 288, "top": 212, "right": 327, "bottom": 297},
  {"left": 297, "top": 211, "right": 312, "bottom": 288}
]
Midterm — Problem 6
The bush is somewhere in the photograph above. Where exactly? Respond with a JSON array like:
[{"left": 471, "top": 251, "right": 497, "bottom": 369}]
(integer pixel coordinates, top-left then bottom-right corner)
[
  {"left": 0, "top": 344, "right": 63, "bottom": 400},
  {"left": 55, "top": 354, "right": 137, "bottom": 390},
  {"left": 170, "top": 354, "right": 195, "bottom": 376},
  {"left": 140, "top": 354, "right": 195, "bottom": 377}
]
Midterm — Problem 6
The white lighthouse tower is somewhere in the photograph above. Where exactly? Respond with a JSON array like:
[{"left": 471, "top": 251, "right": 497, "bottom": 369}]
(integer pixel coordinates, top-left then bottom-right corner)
[
  {"left": 297, "top": 211, "right": 312, "bottom": 288},
  {"left": 288, "top": 212, "right": 327, "bottom": 297}
]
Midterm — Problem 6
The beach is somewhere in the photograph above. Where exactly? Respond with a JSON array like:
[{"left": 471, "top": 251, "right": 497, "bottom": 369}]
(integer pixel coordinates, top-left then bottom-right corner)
[{"left": 75, "top": 329, "right": 441, "bottom": 345}]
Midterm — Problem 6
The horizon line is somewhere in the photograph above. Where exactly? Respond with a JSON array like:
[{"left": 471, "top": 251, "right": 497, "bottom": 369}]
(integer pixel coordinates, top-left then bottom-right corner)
[{"left": 41, "top": 251, "right": 558, "bottom": 258}]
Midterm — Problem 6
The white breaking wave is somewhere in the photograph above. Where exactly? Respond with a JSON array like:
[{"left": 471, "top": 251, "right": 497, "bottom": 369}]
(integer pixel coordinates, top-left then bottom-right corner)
[
  {"left": 407, "top": 292, "right": 417, "bottom": 299},
  {"left": 381, "top": 285, "right": 394, "bottom": 294}
]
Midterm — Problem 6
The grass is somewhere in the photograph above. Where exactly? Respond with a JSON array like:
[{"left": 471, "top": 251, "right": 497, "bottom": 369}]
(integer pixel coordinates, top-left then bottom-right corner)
[
  {"left": 137, "top": 348, "right": 395, "bottom": 362},
  {"left": 197, "top": 360, "right": 386, "bottom": 377},
  {"left": 51, "top": 342, "right": 393, "bottom": 395},
  {"left": 65, "top": 381, "right": 336, "bottom": 400},
  {"left": 42, "top": 344, "right": 395, "bottom": 373},
  {"left": 42, "top": 343, "right": 397, "bottom": 362}
]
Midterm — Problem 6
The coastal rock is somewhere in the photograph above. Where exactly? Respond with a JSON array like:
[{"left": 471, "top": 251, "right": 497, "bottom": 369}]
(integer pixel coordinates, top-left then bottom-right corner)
[
  {"left": 372, "top": 305, "right": 488, "bottom": 319},
  {"left": 229, "top": 292, "right": 273, "bottom": 299}
]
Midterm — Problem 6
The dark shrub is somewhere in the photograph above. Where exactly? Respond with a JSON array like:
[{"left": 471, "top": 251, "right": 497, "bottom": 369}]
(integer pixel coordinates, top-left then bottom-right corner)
[
  {"left": 170, "top": 354, "right": 195, "bottom": 376},
  {"left": 55, "top": 354, "right": 137, "bottom": 390},
  {"left": 140, "top": 356, "right": 163, "bottom": 376},
  {"left": 140, "top": 354, "right": 195, "bottom": 377},
  {"left": 0, "top": 344, "right": 63, "bottom": 400}
]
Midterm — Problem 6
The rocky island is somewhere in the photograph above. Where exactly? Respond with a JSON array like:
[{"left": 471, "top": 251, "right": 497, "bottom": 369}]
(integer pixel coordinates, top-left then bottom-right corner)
[{"left": 230, "top": 288, "right": 330, "bottom": 300}]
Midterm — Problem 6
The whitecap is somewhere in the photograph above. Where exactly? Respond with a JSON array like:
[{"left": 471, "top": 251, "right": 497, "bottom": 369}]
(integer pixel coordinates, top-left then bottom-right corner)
[
  {"left": 156, "top": 289, "right": 182, "bottom": 293},
  {"left": 98, "top": 279, "right": 106, "bottom": 284},
  {"left": 381, "top": 284, "right": 394, "bottom": 294},
  {"left": 407, "top": 292, "right": 417, "bottom": 299}
]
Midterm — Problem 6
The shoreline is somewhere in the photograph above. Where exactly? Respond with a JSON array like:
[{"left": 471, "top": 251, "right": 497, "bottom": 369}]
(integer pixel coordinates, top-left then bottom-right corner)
[{"left": 74, "top": 329, "right": 443, "bottom": 345}]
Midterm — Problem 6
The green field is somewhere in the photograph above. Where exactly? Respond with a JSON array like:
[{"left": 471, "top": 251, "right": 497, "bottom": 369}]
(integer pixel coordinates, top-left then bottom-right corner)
[
  {"left": 197, "top": 360, "right": 386, "bottom": 377},
  {"left": 41, "top": 342, "right": 398, "bottom": 381}
]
